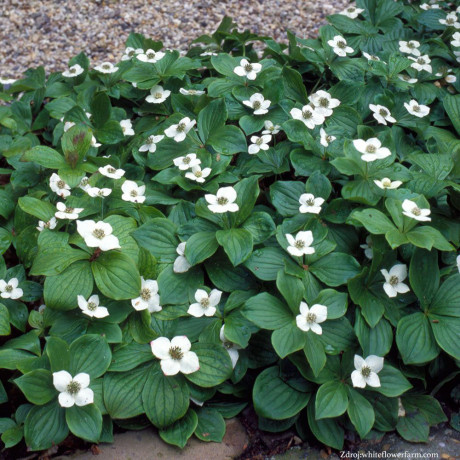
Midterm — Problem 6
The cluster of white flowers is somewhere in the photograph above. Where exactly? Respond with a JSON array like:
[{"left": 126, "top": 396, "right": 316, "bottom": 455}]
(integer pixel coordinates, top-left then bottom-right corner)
[
  {"left": 138, "top": 49, "right": 165, "bottom": 63},
  {"left": 351, "top": 355, "right": 383, "bottom": 388},
  {"left": 299, "top": 193, "right": 324, "bottom": 214},
  {"left": 353, "top": 137, "right": 392, "bottom": 162},
  {"left": 205, "top": 186, "right": 239, "bottom": 213},
  {"left": 146, "top": 85, "right": 170, "bottom": 104},
  {"left": 187, "top": 288, "right": 222, "bottom": 317},
  {"left": 173, "top": 242, "right": 191, "bottom": 274},
  {"left": 0, "top": 278, "right": 23, "bottom": 299},
  {"left": 77, "top": 220, "right": 120, "bottom": 251},
  {"left": 62, "top": 64, "right": 84, "bottom": 78},
  {"left": 131, "top": 277, "right": 161, "bottom": 313},
  {"left": 285, "top": 231, "right": 315, "bottom": 257},
  {"left": 439, "top": 12, "right": 459, "bottom": 28},
  {"left": 151, "top": 336, "right": 199, "bottom": 376},
  {"left": 381, "top": 264, "right": 410, "bottom": 298},
  {"left": 77, "top": 294, "right": 109, "bottom": 318},
  {"left": 173, "top": 153, "right": 211, "bottom": 184},
  {"left": 296, "top": 301, "right": 328, "bottom": 334},
  {"left": 328, "top": 35, "right": 354, "bottom": 56},
  {"left": 233, "top": 59, "right": 262, "bottom": 80},
  {"left": 164, "top": 117, "right": 196, "bottom": 142},
  {"left": 243, "top": 93, "right": 271, "bottom": 115},
  {"left": 369, "top": 104, "right": 396, "bottom": 125},
  {"left": 94, "top": 62, "right": 119, "bottom": 74},
  {"left": 53, "top": 371, "right": 94, "bottom": 407},
  {"left": 139, "top": 134, "right": 164, "bottom": 153}
]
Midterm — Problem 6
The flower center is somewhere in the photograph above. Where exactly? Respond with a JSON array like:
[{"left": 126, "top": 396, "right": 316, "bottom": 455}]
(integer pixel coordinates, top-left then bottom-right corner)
[
  {"left": 417, "top": 58, "right": 425, "bottom": 64},
  {"left": 176, "top": 123, "right": 186, "bottom": 132},
  {"left": 217, "top": 197, "right": 228, "bottom": 205},
  {"left": 326, "top": 135, "right": 333, "bottom": 142},
  {"left": 194, "top": 170, "right": 203, "bottom": 177},
  {"left": 102, "top": 64, "right": 110, "bottom": 69},
  {"left": 256, "top": 138, "right": 264, "bottom": 145},
  {"left": 244, "top": 63, "right": 253, "bottom": 72},
  {"left": 87, "top": 302, "right": 97, "bottom": 311},
  {"left": 347, "top": 7, "right": 355, "bottom": 12},
  {"left": 412, "top": 206, "right": 421, "bottom": 216},
  {"left": 412, "top": 105, "right": 420, "bottom": 112},
  {"left": 446, "top": 18, "right": 454, "bottom": 24},
  {"left": 302, "top": 110, "right": 312, "bottom": 119},
  {"left": 253, "top": 100, "right": 261, "bottom": 109},
  {"left": 70, "top": 68, "right": 76, "bottom": 73},
  {"left": 361, "top": 366, "right": 371, "bottom": 378},
  {"left": 306, "top": 312, "right": 317, "bottom": 324},
  {"left": 319, "top": 97, "right": 329, "bottom": 107},
  {"left": 141, "top": 288, "right": 151, "bottom": 301},
  {"left": 4, "top": 285, "right": 13, "bottom": 293},
  {"left": 81, "top": 178, "right": 89, "bottom": 186},
  {"left": 382, "top": 179, "right": 391, "bottom": 187},
  {"left": 44, "top": 221, "right": 51, "bottom": 228},
  {"left": 65, "top": 207, "right": 74, "bottom": 213},
  {"left": 57, "top": 180, "right": 66, "bottom": 189},
  {"left": 108, "top": 167, "right": 116, "bottom": 174},
  {"left": 183, "top": 157, "right": 191, "bottom": 164},
  {"left": 402, "top": 75, "right": 410, "bottom": 81},
  {"left": 337, "top": 40, "right": 347, "bottom": 49},
  {"left": 295, "top": 240, "right": 305, "bottom": 249},
  {"left": 366, "top": 144, "right": 377, "bottom": 153},
  {"left": 147, "top": 52, "right": 155, "bottom": 59},
  {"left": 408, "top": 42, "right": 415, "bottom": 49},
  {"left": 154, "top": 92, "right": 163, "bottom": 99},
  {"left": 128, "top": 50, "right": 135, "bottom": 57},
  {"left": 188, "top": 90, "right": 197, "bottom": 94},
  {"left": 379, "top": 108, "right": 388, "bottom": 117},
  {"left": 306, "top": 198, "right": 315, "bottom": 206},
  {"left": 67, "top": 380, "right": 81, "bottom": 395},
  {"left": 169, "top": 346, "right": 184, "bottom": 360},
  {"left": 389, "top": 275, "right": 399, "bottom": 286},
  {"left": 200, "top": 298, "right": 210, "bottom": 308},
  {"left": 93, "top": 229, "right": 105, "bottom": 239},
  {"left": 223, "top": 341, "right": 233, "bottom": 349},
  {"left": 130, "top": 190, "right": 138, "bottom": 197}
]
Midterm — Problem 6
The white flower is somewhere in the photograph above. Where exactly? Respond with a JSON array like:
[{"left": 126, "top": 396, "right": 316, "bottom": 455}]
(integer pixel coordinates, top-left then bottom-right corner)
[
  {"left": 0, "top": 278, "right": 23, "bottom": 299},
  {"left": 320, "top": 128, "right": 336, "bottom": 147},
  {"left": 121, "top": 47, "right": 143, "bottom": 61},
  {"left": 353, "top": 137, "right": 392, "bottom": 162},
  {"left": 174, "top": 242, "right": 191, "bottom": 273},
  {"left": 179, "top": 88, "right": 206, "bottom": 96},
  {"left": 248, "top": 135, "right": 271, "bottom": 154},
  {"left": 185, "top": 166, "right": 211, "bottom": 183},
  {"left": 145, "top": 85, "right": 171, "bottom": 104},
  {"left": 220, "top": 326, "right": 241, "bottom": 369},
  {"left": 404, "top": 100, "right": 430, "bottom": 118},
  {"left": 290, "top": 105, "right": 325, "bottom": 129},
  {"left": 381, "top": 264, "right": 410, "bottom": 298},
  {"left": 360, "top": 235, "right": 373, "bottom": 260},
  {"left": 205, "top": 186, "right": 239, "bottom": 213},
  {"left": 408, "top": 55, "right": 432, "bottom": 73},
  {"left": 452, "top": 32, "right": 460, "bottom": 47},
  {"left": 286, "top": 231, "right": 315, "bottom": 257},
  {"left": 296, "top": 302, "right": 327, "bottom": 334},
  {"left": 242, "top": 93, "right": 271, "bottom": 115},
  {"left": 299, "top": 193, "right": 324, "bottom": 214},
  {"left": 121, "top": 180, "right": 146, "bottom": 203},
  {"left": 369, "top": 104, "right": 396, "bottom": 125},
  {"left": 201, "top": 51, "right": 218, "bottom": 56},
  {"left": 120, "top": 119, "right": 134, "bottom": 136},
  {"left": 363, "top": 52, "right": 382, "bottom": 62},
  {"left": 76, "top": 220, "right": 120, "bottom": 251},
  {"left": 138, "top": 49, "right": 165, "bottom": 63},
  {"left": 402, "top": 199, "right": 431, "bottom": 222},
  {"left": 455, "top": 51, "right": 460, "bottom": 63},
  {"left": 445, "top": 74, "right": 457, "bottom": 83},
  {"left": 173, "top": 153, "right": 201, "bottom": 170},
  {"left": 0, "top": 77, "right": 16, "bottom": 85},
  {"left": 151, "top": 336, "right": 199, "bottom": 376},
  {"left": 78, "top": 177, "right": 90, "bottom": 191},
  {"left": 374, "top": 178, "right": 402, "bottom": 190},
  {"left": 53, "top": 371, "right": 94, "bottom": 407},
  {"left": 187, "top": 288, "right": 222, "bottom": 317},
  {"left": 420, "top": 3, "right": 439, "bottom": 10},
  {"left": 233, "top": 58, "right": 262, "bottom": 80},
  {"left": 77, "top": 294, "right": 109, "bottom": 318},
  {"left": 139, "top": 134, "right": 164, "bottom": 153},
  {"left": 91, "top": 136, "right": 101, "bottom": 148},
  {"left": 398, "top": 74, "right": 418, "bottom": 84},
  {"left": 99, "top": 165, "right": 125, "bottom": 179},
  {"left": 49, "top": 173, "right": 71, "bottom": 198},
  {"left": 327, "top": 35, "right": 354, "bottom": 56},
  {"left": 439, "top": 12, "right": 460, "bottom": 28},
  {"left": 399, "top": 40, "right": 421, "bottom": 56},
  {"left": 94, "top": 62, "right": 119, "bottom": 74},
  {"left": 164, "top": 117, "right": 196, "bottom": 142},
  {"left": 131, "top": 277, "right": 161, "bottom": 312},
  {"left": 351, "top": 355, "right": 383, "bottom": 388},
  {"left": 262, "top": 120, "right": 280, "bottom": 135},
  {"left": 55, "top": 202, "right": 83, "bottom": 220},
  {"left": 63, "top": 121, "right": 76, "bottom": 132},
  {"left": 37, "top": 217, "right": 57, "bottom": 232},
  {"left": 340, "top": 6, "right": 364, "bottom": 18},
  {"left": 62, "top": 64, "right": 84, "bottom": 77},
  {"left": 86, "top": 186, "right": 112, "bottom": 198},
  {"left": 308, "top": 90, "right": 340, "bottom": 117}
]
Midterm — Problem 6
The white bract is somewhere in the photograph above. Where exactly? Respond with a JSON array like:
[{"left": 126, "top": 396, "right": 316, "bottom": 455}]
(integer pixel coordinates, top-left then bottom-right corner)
[
  {"left": 188, "top": 289, "right": 222, "bottom": 317},
  {"left": 174, "top": 242, "right": 191, "bottom": 273},
  {"left": 457, "top": 254, "right": 460, "bottom": 273},
  {"left": 53, "top": 371, "right": 94, "bottom": 407},
  {"left": 408, "top": 55, "right": 432, "bottom": 73},
  {"left": 139, "top": 134, "right": 164, "bottom": 153},
  {"left": 77, "top": 220, "right": 120, "bottom": 251},
  {"left": 286, "top": 231, "right": 315, "bottom": 257},
  {"left": 205, "top": 187, "right": 239, "bottom": 213},
  {"left": 179, "top": 88, "right": 206, "bottom": 96},
  {"left": 420, "top": 3, "right": 439, "bottom": 10},
  {"left": 296, "top": 302, "right": 328, "bottom": 334},
  {"left": 185, "top": 166, "right": 211, "bottom": 183},
  {"left": 37, "top": 217, "right": 57, "bottom": 232},
  {"left": 262, "top": 120, "right": 280, "bottom": 135},
  {"left": 398, "top": 74, "right": 418, "bottom": 84},
  {"left": 55, "top": 202, "right": 83, "bottom": 220},
  {"left": 121, "top": 180, "right": 146, "bottom": 203},
  {"left": 452, "top": 32, "right": 460, "bottom": 47},
  {"left": 439, "top": 12, "right": 459, "bottom": 28},
  {"left": 99, "top": 165, "right": 125, "bottom": 179},
  {"left": 404, "top": 100, "right": 430, "bottom": 118},
  {"left": 121, "top": 47, "right": 143, "bottom": 60},
  {"left": 351, "top": 355, "right": 383, "bottom": 388},
  {"left": 151, "top": 336, "right": 199, "bottom": 376},
  {"left": 233, "top": 58, "right": 262, "bottom": 80},
  {"left": 49, "top": 173, "right": 71, "bottom": 198},
  {"left": 369, "top": 104, "right": 396, "bottom": 125},
  {"left": 131, "top": 277, "right": 161, "bottom": 312},
  {"left": 399, "top": 40, "right": 421, "bottom": 56},
  {"left": 340, "top": 6, "right": 364, "bottom": 18},
  {"left": 62, "top": 64, "right": 84, "bottom": 77},
  {"left": 299, "top": 193, "right": 324, "bottom": 214},
  {"left": 353, "top": 138, "right": 392, "bottom": 162},
  {"left": 363, "top": 52, "right": 381, "bottom": 62},
  {"left": 173, "top": 153, "right": 201, "bottom": 170},
  {"left": 94, "top": 62, "right": 118, "bottom": 74},
  {"left": 120, "top": 119, "right": 134, "bottom": 136},
  {"left": 86, "top": 187, "right": 112, "bottom": 198},
  {"left": 290, "top": 105, "right": 325, "bottom": 129},
  {"left": 320, "top": 128, "right": 336, "bottom": 147},
  {"left": 308, "top": 90, "right": 340, "bottom": 117},
  {"left": 242, "top": 93, "right": 271, "bottom": 115},
  {"left": 445, "top": 74, "right": 457, "bottom": 83},
  {"left": 0, "top": 77, "right": 16, "bottom": 85},
  {"left": 248, "top": 135, "right": 271, "bottom": 154},
  {"left": 138, "top": 49, "right": 165, "bottom": 63},
  {"left": 164, "top": 117, "right": 196, "bottom": 142},
  {"left": 402, "top": 199, "right": 431, "bottom": 222},
  {"left": 220, "top": 326, "right": 241, "bottom": 368},
  {"left": 360, "top": 235, "right": 373, "bottom": 260},
  {"left": 374, "top": 178, "right": 402, "bottom": 190},
  {"left": 145, "top": 85, "right": 171, "bottom": 104},
  {"left": 381, "top": 264, "right": 410, "bottom": 298},
  {"left": 77, "top": 294, "right": 109, "bottom": 318},
  {"left": 0, "top": 278, "right": 23, "bottom": 299},
  {"left": 327, "top": 35, "right": 354, "bottom": 56}
]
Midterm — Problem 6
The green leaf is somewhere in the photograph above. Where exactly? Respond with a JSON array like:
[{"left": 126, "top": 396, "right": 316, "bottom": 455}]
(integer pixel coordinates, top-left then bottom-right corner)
[
  {"left": 270, "top": 181, "right": 304, "bottom": 217},
  {"left": 314, "top": 289, "right": 348, "bottom": 320},
  {"left": 108, "top": 342, "right": 154, "bottom": 372},
  {"left": 271, "top": 322, "right": 306, "bottom": 358},
  {"left": 430, "top": 315, "right": 460, "bottom": 360},
  {"left": 21, "top": 146, "right": 66, "bottom": 169},
  {"left": 90, "top": 92, "right": 112, "bottom": 129},
  {"left": 354, "top": 313, "right": 393, "bottom": 356},
  {"left": 443, "top": 94, "right": 460, "bottom": 136},
  {"left": 66, "top": 404, "right": 102, "bottom": 443},
  {"left": 310, "top": 253, "right": 361, "bottom": 287},
  {"left": 198, "top": 98, "right": 227, "bottom": 141},
  {"left": 0, "top": 303, "right": 10, "bottom": 336},
  {"left": 194, "top": 408, "right": 226, "bottom": 442},
  {"left": 304, "top": 333, "right": 326, "bottom": 377},
  {"left": 307, "top": 398, "right": 344, "bottom": 450},
  {"left": 347, "top": 388, "right": 375, "bottom": 438},
  {"left": 409, "top": 248, "right": 439, "bottom": 307},
  {"left": 1, "top": 426, "right": 23, "bottom": 448},
  {"left": 253, "top": 366, "right": 310, "bottom": 420},
  {"left": 157, "top": 265, "right": 203, "bottom": 305},
  {"left": 207, "top": 125, "right": 247, "bottom": 154},
  {"left": 315, "top": 381, "right": 348, "bottom": 419},
  {"left": 244, "top": 246, "right": 295, "bottom": 281},
  {"left": 69, "top": 334, "right": 112, "bottom": 379},
  {"left": 372, "top": 365, "right": 412, "bottom": 397},
  {"left": 351, "top": 208, "right": 396, "bottom": 234},
  {"left": 282, "top": 66, "right": 308, "bottom": 104},
  {"left": 95, "top": 120, "right": 124, "bottom": 145},
  {"left": 15, "top": 369, "right": 56, "bottom": 405},
  {"left": 243, "top": 292, "right": 293, "bottom": 330},
  {"left": 402, "top": 395, "right": 447, "bottom": 425},
  {"left": 91, "top": 252, "right": 141, "bottom": 300},
  {"left": 184, "top": 231, "right": 219, "bottom": 266},
  {"left": 61, "top": 124, "right": 93, "bottom": 167},
  {"left": 46, "top": 337, "right": 70, "bottom": 372},
  {"left": 233, "top": 175, "right": 260, "bottom": 226},
  {"left": 159, "top": 409, "right": 198, "bottom": 449},
  {"left": 396, "top": 411, "right": 429, "bottom": 443},
  {"left": 276, "top": 270, "right": 304, "bottom": 314},
  {"left": 216, "top": 228, "right": 253, "bottom": 266},
  {"left": 429, "top": 275, "right": 460, "bottom": 317},
  {"left": 142, "top": 367, "right": 189, "bottom": 428}
]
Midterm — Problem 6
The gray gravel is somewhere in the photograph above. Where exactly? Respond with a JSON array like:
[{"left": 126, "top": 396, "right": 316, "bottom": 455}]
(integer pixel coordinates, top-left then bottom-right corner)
[{"left": 0, "top": 0, "right": 349, "bottom": 79}]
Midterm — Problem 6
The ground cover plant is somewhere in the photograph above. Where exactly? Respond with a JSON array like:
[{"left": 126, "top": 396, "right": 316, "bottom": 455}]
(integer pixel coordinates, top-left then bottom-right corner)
[{"left": 0, "top": 0, "right": 459, "bottom": 454}]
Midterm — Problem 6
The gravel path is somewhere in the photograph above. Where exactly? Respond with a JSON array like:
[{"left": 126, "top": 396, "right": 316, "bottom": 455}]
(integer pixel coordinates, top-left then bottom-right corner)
[{"left": 0, "top": 0, "right": 349, "bottom": 79}]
